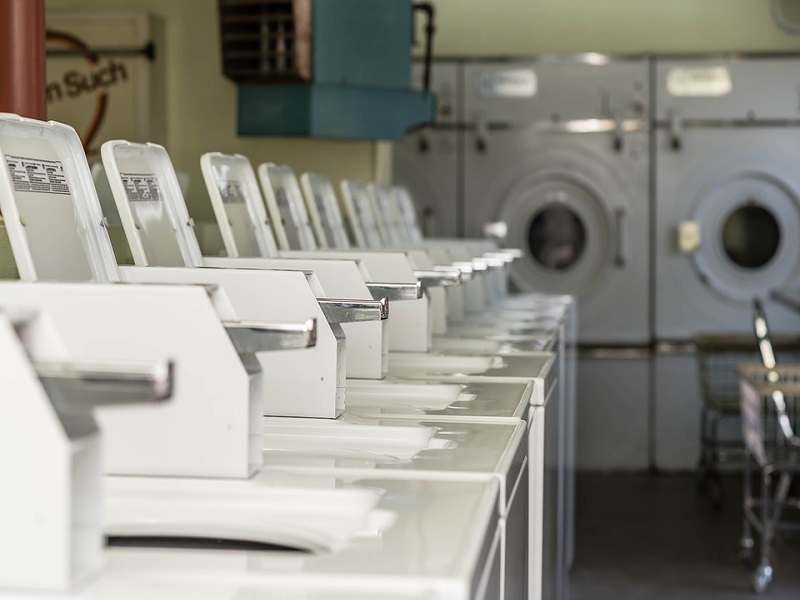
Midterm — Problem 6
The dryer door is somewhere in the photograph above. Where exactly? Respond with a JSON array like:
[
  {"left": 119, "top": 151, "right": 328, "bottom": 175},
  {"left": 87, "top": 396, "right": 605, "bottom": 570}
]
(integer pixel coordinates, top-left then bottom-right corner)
[
  {"left": 464, "top": 136, "right": 650, "bottom": 345},
  {"left": 500, "top": 169, "right": 615, "bottom": 296},
  {"left": 688, "top": 171, "right": 800, "bottom": 302},
  {"left": 655, "top": 128, "right": 800, "bottom": 338}
]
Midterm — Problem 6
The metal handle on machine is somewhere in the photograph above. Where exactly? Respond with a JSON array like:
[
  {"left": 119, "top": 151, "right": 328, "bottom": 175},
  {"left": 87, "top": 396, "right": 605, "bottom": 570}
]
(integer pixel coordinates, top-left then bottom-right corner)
[
  {"left": 612, "top": 112, "right": 624, "bottom": 153},
  {"left": 318, "top": 298, "right": 388, "bottom": 323},
  {"left": 669, "top": 110, "right": 682, "bottom": 151},
  {"left": 367, "top": 281, "right": 423, "bottom": 301},
  {"left": 437, "top": 263, "right": 473, "bottom": 281},
  {"left": 614, "top": 207, "right": 627, "bottom": 267},
  {"left": 414, "top": 269, "right": 462, "bottom": 289},
  {"left": 474, "top": 116, "right": 488, "bottom": 153},
  {"left": 412, "top": 2, "right": 436, "bottom": 93},
  {"left": 224, "top": 318, "right": 317, "bottom": 354},
  {"left": 417, "top": 127, "right": 431, "bottom": 154},
  {"left": 36, "top": 359, "right": 175, "bottom": 406},
  {"left": 454, "top": 260, "right": 485, "bottom": 275},
  {"left": 481, "top": 256, "right": 506, "bottom": 270}
]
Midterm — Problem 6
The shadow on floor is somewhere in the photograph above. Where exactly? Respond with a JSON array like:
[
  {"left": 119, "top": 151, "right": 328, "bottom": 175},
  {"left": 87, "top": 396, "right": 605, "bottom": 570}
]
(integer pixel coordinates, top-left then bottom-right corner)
[{"left": 570, "top": 473, "right": 800, "bottom": 599}]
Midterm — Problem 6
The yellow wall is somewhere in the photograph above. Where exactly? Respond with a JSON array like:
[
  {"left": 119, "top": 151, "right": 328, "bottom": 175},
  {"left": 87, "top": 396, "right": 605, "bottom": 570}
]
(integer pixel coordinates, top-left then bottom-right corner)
[
  {"left": 45, "top": 0, "right": 388, "bottom": 226},
  {"left": 427, "top": 0, "right": 800, "bottom": 55}
]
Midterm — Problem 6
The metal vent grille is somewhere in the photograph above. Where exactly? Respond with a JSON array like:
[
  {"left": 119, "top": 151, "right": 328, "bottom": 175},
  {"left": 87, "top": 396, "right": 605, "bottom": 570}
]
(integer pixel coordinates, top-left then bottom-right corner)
[{"left": 219, "top": 0, "right": 312, "bottom": 83}]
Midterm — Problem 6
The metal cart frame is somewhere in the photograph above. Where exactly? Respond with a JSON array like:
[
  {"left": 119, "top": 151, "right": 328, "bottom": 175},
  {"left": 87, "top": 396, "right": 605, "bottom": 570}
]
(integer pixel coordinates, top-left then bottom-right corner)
[
  {"left": 695, "top": 330, "right": 800, "bottom": 509},
  {"left": 737, "top": 300, "right": 800, "bottom": 593}
]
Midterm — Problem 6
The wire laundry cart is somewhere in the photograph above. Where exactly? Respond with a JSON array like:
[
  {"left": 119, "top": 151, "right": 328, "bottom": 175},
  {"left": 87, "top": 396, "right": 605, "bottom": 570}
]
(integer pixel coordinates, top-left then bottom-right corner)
[
  {"left": 695, "top": 332, "right": 800, "bottom": 509},
  {"left": 736, "top": 300, "right": 800, "bottom": 593}
]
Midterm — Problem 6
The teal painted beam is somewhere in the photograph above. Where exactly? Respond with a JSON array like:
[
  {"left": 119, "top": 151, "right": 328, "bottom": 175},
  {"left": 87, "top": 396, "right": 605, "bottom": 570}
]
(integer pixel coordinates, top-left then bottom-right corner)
[{"left": 237, "top": 84, "right": 434, "bottom": 140}]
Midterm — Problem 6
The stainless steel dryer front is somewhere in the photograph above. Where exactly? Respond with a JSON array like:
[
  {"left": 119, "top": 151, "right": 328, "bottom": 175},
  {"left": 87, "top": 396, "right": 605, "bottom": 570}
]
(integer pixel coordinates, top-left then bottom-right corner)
[
  {"left": 654, "top": 55, "right": 800, "bottom": 339},
  {"left": 393, "top": 61, "right": 461, "bottom": 238},
  {"left": 460, "top": 58, "right": 650, "bottom": 345}
]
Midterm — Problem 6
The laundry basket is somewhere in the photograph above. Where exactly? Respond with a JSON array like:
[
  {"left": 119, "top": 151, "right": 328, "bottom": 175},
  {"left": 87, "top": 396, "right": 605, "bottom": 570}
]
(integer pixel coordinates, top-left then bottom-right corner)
[
  {"left": 694, "top": 333, "right": 800, "bottom": 509},
  {"left": 737, "top": 362, "right": 800, "bottom": 593}
]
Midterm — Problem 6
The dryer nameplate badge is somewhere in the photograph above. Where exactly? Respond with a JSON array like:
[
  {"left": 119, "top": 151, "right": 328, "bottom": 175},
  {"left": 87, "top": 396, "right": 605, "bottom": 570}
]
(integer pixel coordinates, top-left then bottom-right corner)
[
  {"left": 666, "top": 66, "right": 732, "bottom": 97},
  {"left": 476, "top": 69, "right": 537, "bottom": 98}
]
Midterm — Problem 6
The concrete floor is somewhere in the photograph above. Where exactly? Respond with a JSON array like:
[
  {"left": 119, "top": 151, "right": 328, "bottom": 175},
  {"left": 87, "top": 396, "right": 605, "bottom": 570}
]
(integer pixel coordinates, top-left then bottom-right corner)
[{"left": 569, "top": 473, "right": 800, "bottom": 599}]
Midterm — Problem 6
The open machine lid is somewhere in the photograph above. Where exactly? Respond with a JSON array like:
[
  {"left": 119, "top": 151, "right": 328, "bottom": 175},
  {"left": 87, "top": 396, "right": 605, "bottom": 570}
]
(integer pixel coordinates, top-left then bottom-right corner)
[
  {"left": 300, "top": 172, "right": 352, "bottom": 250},
  {"left": 340, "top": 179, "right": 386, "bottom": 249},
  {"left": 369, "top": 183, "right": 409, "bottom": 246},
  {"left": 200, "top": 152, "right": 279, "bottom": 259},
  {"left": 101, "top": 140, "right": 205, "bottom": 268},
  {"left": 0, "top": 114, "right": 120, "bottom": 283},
  {"left": 391, "top": 185, "right": 424, "bottom": 242},
  {"left": 258, "top": 163, "right": 319, "bottom": 252}
]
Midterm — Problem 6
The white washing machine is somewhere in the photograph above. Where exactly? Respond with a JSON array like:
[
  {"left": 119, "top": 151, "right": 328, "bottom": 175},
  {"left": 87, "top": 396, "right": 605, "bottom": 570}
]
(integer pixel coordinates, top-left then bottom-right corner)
[
  {"left": 654, "top": 55, "right": 800, "bottom": 339},
  {"left": 393, "top": 60, "right": 462, "bottom": 237},
  {"left": 460, "top": 57, "right": 650, "bottom": 346}
]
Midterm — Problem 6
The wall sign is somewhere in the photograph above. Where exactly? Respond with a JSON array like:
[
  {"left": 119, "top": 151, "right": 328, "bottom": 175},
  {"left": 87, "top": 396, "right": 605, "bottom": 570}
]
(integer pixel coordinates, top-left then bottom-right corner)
[{"left": 46, "top": 12, "right": 165, "bottom": 157}]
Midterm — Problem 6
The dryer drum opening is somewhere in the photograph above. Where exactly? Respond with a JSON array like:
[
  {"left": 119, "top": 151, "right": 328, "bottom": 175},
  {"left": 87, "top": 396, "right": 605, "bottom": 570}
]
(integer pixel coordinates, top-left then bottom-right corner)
[
  {"left": 722, "top": 204, "right": 780, "bottom": 269},
  {"left": 527, "top": 204, "right": 587, "bottom": 271}
]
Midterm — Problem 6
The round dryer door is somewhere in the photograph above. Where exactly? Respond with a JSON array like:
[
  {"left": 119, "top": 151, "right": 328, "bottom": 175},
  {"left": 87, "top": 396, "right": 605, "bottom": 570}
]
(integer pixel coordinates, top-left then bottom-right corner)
[
  {"left": 499, "top": 170, "right": 619, "bottom": 295},
  {"left": 687, "top": 171, "right": 800, "bottom": 302}
]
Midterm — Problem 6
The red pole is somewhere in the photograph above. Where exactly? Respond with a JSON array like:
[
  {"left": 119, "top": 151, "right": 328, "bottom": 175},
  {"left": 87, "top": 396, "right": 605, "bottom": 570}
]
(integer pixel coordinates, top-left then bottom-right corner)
[{"left": 0, "top": 0, "right": 46, "bottom": 119}]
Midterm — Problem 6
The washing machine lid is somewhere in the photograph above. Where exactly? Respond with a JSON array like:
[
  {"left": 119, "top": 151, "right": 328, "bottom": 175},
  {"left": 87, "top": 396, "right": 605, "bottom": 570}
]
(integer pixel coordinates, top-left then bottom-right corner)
[
  {"left": 258, "top": 163, "right": 319, "bottom": 252},
  {"left": 102, "top": 140, "right": 205, "bottom": 268},
  {"left": 656, "top": 56, "right": 800, "bottom": 121},
  {"left": 340, "top": 179, "right": 386, "bottom": 249},
  {"left": 0, "top": 114, "right": 120, "bottom": 282},
  {"left": 300, "top": 172, "right": 352, "bottom": 250},
  {"left": 200, "top": 152, "right": 279, "bottom": 259}
]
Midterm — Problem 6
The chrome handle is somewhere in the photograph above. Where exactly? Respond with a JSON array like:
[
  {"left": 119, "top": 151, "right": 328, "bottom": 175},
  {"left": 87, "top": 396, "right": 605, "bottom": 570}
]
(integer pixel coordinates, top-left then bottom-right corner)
[
  {"left": 614, "top": 207, "right": 627, "bottom": 267},
  {"left": 454, "top": 260, "right": 485, "bottom": 274},
  {"left": 318, "top": 298, "right": 388, "bottom": 323},
  {"left": 367, "top": 282, "right": 423, "bottom": 301},
  {"left": 414, "top": 269, "right": 462, "bottom": 288},
  {"left": 481, "top": 256, "right": 506, "bottom": 270},
  {"left": 474, "top": 115, "right": 488, "bottom": 153},
  {"left": 669, "top": 110, "right": 682, "bottom": 151},
  {"left": 436, "top": 263, "right": 473, "bottom": 281},
  {"left": 224, "top": 318, "right": 317, "bottom": 354},
  {"left": 483, "top": 251, "right": 515, "bottom": 264},
  {"left": 612, "top": 114, "right": 624, "bottom": 153},
  {"left": 498, "top": 248, "right": 523, "bottom": 259},
  {"left": 36, "top": 359, "right": 175, "bottom": 407}
]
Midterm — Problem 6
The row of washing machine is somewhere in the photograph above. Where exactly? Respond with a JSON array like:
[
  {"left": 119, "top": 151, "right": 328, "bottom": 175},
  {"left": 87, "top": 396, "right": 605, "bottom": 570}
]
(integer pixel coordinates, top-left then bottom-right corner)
[
  {"left": 395, "top": 54, "right": 800, "bottom": 469},
  {"left": 0, "top": 114, "right": 575, "bottom": 599}
]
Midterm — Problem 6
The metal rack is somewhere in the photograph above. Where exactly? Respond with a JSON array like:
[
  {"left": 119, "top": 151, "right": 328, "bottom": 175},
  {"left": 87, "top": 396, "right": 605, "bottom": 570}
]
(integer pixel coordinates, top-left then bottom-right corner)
[{"left": 695, "top": 333, "right": 800, "bottom": 509}]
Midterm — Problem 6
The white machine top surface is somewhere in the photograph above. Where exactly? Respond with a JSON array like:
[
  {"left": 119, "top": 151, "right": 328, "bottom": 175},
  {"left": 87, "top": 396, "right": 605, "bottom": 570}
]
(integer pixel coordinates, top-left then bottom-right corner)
[
  {"left": 347, "top": 379, "right": 531, "bottom": 421},
  {"left": 262, "top": 414, "right": 526, "bottom": 512},
  {"left": 56, "top": 476, "right": 500, "bottom": 600}
]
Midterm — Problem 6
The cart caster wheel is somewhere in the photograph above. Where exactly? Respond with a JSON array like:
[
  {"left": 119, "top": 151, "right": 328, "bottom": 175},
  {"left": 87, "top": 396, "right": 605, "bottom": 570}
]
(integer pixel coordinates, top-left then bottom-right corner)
[{"left": 752, "top": 564, "right": 773, "bottom": 593}]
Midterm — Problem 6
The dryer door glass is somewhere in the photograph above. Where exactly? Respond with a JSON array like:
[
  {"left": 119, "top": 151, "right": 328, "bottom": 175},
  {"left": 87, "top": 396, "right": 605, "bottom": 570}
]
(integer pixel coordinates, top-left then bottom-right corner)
[
  {"left": 528, "top": 205, "right": 587, "bottom": 271},
  {"left": 722, "top": 204, "right": 780, "bottom": 269}
]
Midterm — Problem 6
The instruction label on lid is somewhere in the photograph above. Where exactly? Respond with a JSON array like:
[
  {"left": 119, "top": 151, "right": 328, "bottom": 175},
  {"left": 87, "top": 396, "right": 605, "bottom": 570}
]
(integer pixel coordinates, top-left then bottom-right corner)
[
  {"left": 120, "top": 173, "right": 161, "bottom": 202},
  {"left": 476, "top": 69, "right": 537, "bottom": 98},
  {"left": 667, "top": 66, "right": 732, "bottom": 97},
  {"left": 217, "top": 179, "right": 246, "bottom": 204},
  {"left": 5, "top": 155, "right": 70, "bottom": 195}
]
